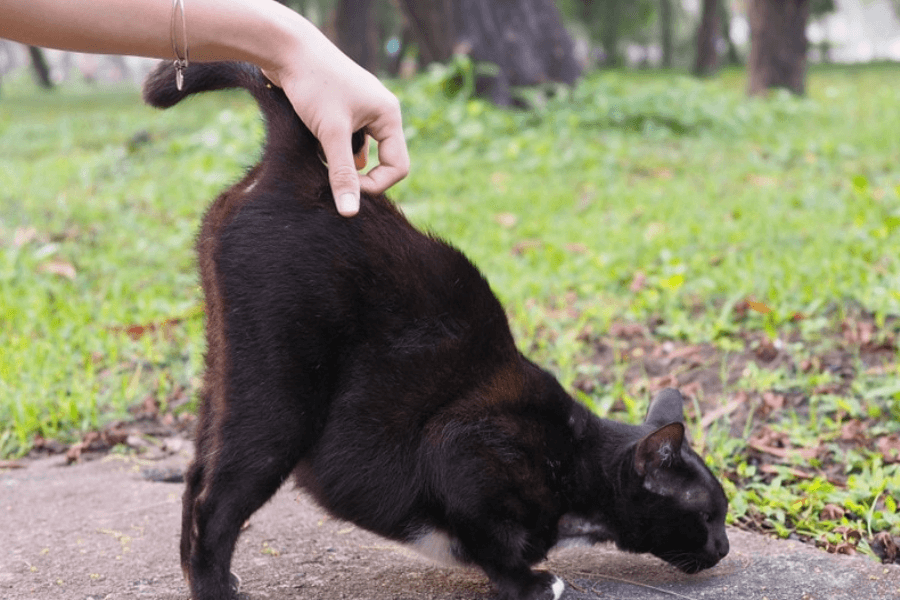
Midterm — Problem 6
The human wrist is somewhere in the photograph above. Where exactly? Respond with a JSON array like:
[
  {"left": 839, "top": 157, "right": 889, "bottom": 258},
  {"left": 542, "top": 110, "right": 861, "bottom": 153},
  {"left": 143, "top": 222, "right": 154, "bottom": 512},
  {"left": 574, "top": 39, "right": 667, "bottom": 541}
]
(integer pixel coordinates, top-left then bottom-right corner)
[
  {"left": 237, "top": 3, "right": 314, "bottom": 74},
  {"left": 178, "top": 0, "right": 308, "bottom": 74}
]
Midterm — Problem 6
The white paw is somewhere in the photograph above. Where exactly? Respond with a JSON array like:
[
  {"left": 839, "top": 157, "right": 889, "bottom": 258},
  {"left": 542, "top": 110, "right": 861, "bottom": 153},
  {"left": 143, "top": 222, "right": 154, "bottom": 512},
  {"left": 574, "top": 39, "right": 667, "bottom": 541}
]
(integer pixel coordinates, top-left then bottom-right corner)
[{"left": 550, "top": 575, "right": 565, "bottom": 600}]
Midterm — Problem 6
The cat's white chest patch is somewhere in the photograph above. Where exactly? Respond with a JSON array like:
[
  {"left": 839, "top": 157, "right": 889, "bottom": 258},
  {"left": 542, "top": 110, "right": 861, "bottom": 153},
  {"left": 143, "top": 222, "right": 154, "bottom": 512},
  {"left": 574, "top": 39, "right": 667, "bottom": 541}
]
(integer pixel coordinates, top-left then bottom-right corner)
[{"left": 406, "top": 529, "right": 468, "bottom": 568}]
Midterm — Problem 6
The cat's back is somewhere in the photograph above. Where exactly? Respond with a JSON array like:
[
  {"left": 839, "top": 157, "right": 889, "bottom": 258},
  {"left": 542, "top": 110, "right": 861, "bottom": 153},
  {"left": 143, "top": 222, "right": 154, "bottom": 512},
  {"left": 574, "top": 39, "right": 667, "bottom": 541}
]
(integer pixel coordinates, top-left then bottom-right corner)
[{"left": 206, "top": 167, "right": 512, "bottom": 369}]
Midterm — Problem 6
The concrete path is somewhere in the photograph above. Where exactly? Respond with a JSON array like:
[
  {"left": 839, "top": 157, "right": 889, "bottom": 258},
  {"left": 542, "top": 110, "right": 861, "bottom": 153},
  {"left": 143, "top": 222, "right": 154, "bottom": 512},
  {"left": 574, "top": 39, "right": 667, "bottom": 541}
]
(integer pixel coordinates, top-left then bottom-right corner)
[{"left": 2, "top": 449, "right": 898, "bottom": 600}]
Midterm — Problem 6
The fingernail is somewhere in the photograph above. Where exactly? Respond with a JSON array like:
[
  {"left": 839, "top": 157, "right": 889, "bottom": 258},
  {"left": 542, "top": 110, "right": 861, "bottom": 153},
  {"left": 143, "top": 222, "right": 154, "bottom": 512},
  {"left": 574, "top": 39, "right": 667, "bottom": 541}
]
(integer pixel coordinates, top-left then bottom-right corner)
[{"left": 337, "top": 193, "right": 359, "bottom": 216}]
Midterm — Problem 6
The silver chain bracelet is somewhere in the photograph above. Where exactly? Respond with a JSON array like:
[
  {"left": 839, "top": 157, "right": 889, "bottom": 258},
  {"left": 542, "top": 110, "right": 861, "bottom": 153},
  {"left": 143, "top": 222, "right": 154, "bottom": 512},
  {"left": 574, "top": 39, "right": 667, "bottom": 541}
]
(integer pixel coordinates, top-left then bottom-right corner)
[{"left": 171, "top": 0, "right": 189, "bottom": 90}]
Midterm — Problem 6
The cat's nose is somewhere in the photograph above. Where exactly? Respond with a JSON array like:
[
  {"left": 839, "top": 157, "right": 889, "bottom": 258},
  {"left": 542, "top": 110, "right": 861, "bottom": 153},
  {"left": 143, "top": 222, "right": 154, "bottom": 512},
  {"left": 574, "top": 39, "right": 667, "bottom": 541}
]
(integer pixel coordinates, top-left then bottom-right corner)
[{"left": 716, "top": 534, "right": 729, "bottom": 559}]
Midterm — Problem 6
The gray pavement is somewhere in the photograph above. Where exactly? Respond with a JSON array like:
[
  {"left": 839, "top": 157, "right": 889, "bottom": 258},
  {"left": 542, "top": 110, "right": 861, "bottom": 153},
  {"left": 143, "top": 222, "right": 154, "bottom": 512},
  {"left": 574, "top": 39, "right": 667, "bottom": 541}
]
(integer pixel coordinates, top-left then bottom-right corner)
[{"left": 2, "top": 448, "right": 898, "bottom": 600}]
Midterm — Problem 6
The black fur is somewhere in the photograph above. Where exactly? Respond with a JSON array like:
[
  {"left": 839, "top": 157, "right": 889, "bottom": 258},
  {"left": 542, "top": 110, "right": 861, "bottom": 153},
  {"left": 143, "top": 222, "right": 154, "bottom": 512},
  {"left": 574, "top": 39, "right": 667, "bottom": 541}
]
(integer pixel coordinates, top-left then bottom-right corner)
[{"left": 143, "top": 61, "right": 729, "bottom": 600}]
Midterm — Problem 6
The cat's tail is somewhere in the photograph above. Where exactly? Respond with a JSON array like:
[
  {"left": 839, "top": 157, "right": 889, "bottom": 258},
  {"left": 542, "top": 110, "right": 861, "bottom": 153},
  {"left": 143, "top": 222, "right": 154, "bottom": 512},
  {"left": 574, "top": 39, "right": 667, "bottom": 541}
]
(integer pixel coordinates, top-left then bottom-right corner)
[{"left": 142, "top": 60, "right": 320, "bottom": 159}]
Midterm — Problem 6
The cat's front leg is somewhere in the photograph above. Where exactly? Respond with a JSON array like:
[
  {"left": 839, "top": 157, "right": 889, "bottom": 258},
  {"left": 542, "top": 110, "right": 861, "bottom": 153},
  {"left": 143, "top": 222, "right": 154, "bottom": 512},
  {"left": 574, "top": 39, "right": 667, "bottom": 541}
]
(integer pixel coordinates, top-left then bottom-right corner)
[
  {"left": 485, "top": 566, "right": 565, "bottom": 600},
  {"left": 449, "top": 522, "right": 564, "bottom": 600}
]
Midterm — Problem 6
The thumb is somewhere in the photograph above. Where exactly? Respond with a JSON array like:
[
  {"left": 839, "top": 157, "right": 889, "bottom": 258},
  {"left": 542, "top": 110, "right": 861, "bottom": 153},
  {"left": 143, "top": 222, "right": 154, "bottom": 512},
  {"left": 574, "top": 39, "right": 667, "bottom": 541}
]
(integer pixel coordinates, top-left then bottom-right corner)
[{"left": 319, "top": 132, "right": 361, "bottom": 217}]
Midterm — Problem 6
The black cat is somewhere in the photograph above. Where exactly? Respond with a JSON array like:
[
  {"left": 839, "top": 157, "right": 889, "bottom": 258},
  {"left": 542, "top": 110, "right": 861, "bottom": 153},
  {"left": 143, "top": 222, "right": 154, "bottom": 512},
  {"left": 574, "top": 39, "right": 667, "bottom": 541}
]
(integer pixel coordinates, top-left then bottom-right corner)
[{"left": 143, "top": 61, "right": 729, "bottom": 600}]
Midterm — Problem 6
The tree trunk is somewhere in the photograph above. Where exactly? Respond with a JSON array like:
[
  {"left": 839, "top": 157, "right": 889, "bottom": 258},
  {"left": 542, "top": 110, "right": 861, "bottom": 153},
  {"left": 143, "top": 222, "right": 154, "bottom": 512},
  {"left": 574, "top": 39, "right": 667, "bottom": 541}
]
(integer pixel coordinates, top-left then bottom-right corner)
[
  {"left": 693, "top": 0, "right": 719, "bottom": 76},
  {"left": 598, "top": 0, "right": 623, "bottom": 67},
  {"left": 336, "top": 0, "right": 380, "bottom": 73},
  {"left": 398, "top": 0, "right": 581, "bottom": 105},
  {"left": 659, "top": 0, "right": 674, "bottom": 68},
  {"left": 747, "top": 0, "right": 809, "bottom": 96},
  {"left": 396, "top": 0, "right": 455, "bottom": 65},
  {"left": 720, "top": 0, "right": 742, "bottom": 66},
  {"left": 29, "top": 46, "right": 53, "bottom": 89}
]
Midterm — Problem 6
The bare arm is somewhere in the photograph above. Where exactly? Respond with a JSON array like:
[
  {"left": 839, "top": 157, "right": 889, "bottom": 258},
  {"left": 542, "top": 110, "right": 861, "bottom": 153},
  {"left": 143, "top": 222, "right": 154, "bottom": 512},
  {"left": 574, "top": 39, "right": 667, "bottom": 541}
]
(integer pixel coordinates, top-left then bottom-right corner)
[{"left": 0, "top": 0, "right": 409, "bottom": 215}]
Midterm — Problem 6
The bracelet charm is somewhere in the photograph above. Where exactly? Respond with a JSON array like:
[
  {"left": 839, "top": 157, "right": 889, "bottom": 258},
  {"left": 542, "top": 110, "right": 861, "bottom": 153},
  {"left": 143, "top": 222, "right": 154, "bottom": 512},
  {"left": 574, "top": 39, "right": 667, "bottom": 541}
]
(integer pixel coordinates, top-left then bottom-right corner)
[{"left": 171, "top": 0, "right": 189, "bottom": 90}]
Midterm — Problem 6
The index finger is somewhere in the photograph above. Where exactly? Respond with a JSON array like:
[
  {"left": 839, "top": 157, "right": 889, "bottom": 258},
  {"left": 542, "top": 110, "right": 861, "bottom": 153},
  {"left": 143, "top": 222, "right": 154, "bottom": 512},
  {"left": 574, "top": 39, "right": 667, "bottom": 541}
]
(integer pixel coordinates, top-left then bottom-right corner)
[
  {"left": 318, "top": 122, "right": 363, "bottom": 217},
  {"left": 358, "top": 113, "right": 410, "bottom": 195}
]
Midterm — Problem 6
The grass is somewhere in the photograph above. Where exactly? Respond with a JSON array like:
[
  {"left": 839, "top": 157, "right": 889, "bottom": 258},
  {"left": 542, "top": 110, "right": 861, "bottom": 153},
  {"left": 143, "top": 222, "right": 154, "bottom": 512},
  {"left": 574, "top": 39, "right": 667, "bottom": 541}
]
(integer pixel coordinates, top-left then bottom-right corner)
[{"left": 1, "top": 62, "right": 898, "bottom": 558}]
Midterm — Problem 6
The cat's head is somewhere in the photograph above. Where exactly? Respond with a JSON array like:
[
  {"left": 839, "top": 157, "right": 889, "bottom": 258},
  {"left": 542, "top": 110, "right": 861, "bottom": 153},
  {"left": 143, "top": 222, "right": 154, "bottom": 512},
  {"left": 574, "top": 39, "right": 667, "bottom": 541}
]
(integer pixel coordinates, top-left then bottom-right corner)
[{"left": 615, "top": 388, "right": 729, "bottom": 573}]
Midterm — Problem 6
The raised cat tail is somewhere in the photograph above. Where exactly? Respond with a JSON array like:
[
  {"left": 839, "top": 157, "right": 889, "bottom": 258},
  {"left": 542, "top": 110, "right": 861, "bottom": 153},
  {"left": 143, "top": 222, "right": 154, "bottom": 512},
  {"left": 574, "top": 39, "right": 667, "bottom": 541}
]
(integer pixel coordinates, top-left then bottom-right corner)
[{"left": 142, "top": 61, "right": 319, "bottom": 159}]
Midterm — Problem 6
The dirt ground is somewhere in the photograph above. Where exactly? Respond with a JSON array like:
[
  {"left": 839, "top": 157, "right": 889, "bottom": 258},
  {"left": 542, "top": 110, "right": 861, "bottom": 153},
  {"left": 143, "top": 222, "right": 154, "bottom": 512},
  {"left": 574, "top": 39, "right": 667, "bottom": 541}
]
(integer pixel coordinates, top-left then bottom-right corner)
[{"left": 3, "top": 445, "right": 900, "bottom": 600}]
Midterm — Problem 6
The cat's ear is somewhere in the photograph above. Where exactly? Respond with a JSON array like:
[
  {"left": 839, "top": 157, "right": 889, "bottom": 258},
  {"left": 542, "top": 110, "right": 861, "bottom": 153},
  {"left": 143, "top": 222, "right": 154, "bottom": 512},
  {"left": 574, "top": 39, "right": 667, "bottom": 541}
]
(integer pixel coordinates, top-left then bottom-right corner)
[
  {"left": 634, "top": 422, "right": 685, "bottom": 477},
  {"left": 644, "top": 388, "right": 685, "bottom": 427}
]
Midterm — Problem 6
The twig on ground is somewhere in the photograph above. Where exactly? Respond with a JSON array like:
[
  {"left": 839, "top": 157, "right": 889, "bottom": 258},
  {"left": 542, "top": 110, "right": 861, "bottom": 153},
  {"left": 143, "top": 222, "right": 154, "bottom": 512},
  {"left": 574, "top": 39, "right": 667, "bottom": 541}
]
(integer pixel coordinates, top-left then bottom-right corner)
[{"left": 568, "top": 570, "right": 701, "bottom": 600}]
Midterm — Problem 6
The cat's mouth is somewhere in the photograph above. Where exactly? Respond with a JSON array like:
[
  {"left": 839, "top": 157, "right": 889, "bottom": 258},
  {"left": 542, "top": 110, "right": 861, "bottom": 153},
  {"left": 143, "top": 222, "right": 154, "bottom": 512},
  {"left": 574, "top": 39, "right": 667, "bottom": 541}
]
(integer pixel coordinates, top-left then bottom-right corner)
[
  {"left": 657, "top": 551, "right": 723, "bottom": 574},
  {"left": 657, "top": 530, "right": 729, "bottom": 574}
]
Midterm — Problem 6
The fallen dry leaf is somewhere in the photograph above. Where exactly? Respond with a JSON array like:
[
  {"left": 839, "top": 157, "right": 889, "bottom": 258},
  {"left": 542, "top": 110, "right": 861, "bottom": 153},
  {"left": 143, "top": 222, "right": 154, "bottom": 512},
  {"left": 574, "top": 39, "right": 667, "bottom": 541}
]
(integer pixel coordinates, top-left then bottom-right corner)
[
  {"left": 872, "top": 532, "right": 899, "bottom": 564},
  {"left": 109, "top": 317, "right": 184, "bottom": 341},
  {"left": 833, "top": 542, "right": 857, "bottom": 555},
  {"left": 629, "top": 271, "right": 647, "bottom": 293},
  {"left": 761, "top": 391, "right": 786, "bottom": 413},
  {"left": 747, "top": 174, "right": 777, "bottom": 187},
  {"left": 758, "top": 464, "right": 817, "bottom": 481},
  {"left": 842, "top": 318, "right": 875, "bottom": 346},
  {"left": 819, "top": 525, "right": 863, "bottom": 555},
  {"left": 672, "top": 345, "right": 704, "bottom": 360},
  {"left": 753, "top": 338, "right": 779, "bottom": 362},
  {"left": 39, "top": 259, "right": 76, "bottom": 280},
  {"left": 749, "top": 443, "right": 819, "bottom": 461},
  {"left": 747, "top": 300, "right": 772, "bottom": 314},
  {"left": 840, "top": 419, "right": 867, "bottom": 443},
  {"left": 820, "top": 504, "right": 845, "bottom": 520},
  {"left": 834, "top": 525, "right": 863, "bottom": 543},
  {"left": 644, "top": 222, "right": 665, "bottom": 240},
  {"left": 130, "top": 394, "right": 160, "bottom": 420},
  {"left": 490, "top": 171, "right": 509, "bottom": 192},
  {"left": 799, "top": 357, "right": 820, "bottom": 373},
  {"left": 564, "top": 243, "right": 588, "bottom": 254},
  {"left": 14, "top": 226, "right": 39, "bottom": 247},
  {"left": 751, "top": 426, "right": 788, "bottom": 448},
  {"left": 32, "top": 435, "right": 67, "bottom": 454},
  {"left": 679, "top": 381, "right": 702, "bottom": 399},
  {"left": 650, "top": 375, "right": 678, "bottom": 391},
  {"left": 511, "top": 240, "right": 542, "bottom": 255},
  {"left": 699, "top": 394, "right": 745, "bottom": 429},
  {"left": 749, "top": 427, "right": 819, "bottom": 461},
  {"left": 66, "top": 428, "right": 131, "bottom": 463},
  {"left": 608, "top": 322, "right": 646, "bottom": 339},
  {"left": 495, "top": 212, "right": 518, "bottom": 228},
  {"left": 876, "top": 434, "right": 900, "bottom": 464}
]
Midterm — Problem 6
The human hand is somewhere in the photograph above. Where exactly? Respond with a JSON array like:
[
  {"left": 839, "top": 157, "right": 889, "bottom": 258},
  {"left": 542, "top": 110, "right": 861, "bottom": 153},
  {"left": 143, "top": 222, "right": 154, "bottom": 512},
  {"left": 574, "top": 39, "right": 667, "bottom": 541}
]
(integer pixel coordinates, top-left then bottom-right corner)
[
  {"left": 262, "top": 35, "right": 409, "bottom": 217},
  {"left": 1, "top": 0, "right": 407, "bottom": 217}
]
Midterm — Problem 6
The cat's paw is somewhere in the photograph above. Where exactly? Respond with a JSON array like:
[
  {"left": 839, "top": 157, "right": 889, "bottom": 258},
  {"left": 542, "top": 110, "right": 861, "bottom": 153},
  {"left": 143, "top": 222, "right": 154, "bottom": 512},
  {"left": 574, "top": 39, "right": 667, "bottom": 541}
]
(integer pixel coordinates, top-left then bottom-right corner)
[
  {"left": 548, "top": 575, "right": 565, "bottom": 600},
  {"left": 531, "top": 572, "right": 566, "bottom": 600},
  {"left": 497, "top": 571, "right": 564, "bottom": 600}
]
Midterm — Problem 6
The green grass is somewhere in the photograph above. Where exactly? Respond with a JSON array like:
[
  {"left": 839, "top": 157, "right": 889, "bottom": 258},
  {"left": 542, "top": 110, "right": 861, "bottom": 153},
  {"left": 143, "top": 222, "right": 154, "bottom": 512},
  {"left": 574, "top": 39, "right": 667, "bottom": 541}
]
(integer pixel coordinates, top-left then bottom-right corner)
[{"left": 1, "top": 62, "right": 898, "bottom": 556}]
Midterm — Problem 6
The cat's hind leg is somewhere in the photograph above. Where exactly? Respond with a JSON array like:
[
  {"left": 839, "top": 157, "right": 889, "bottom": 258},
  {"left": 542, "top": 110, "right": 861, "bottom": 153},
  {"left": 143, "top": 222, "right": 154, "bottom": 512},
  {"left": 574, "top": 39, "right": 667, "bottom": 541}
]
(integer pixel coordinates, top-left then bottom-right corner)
[{"left": 182, "top": 400, "right": 308, "bottom": 600}]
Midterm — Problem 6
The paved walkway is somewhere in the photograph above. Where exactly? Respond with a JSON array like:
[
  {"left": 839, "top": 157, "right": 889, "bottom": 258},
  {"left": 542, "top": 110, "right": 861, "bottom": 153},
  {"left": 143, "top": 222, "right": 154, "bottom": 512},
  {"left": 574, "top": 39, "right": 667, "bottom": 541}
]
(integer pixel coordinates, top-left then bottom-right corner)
[{"left": 2, "top": 449, "right": 898, "bottom": 600}]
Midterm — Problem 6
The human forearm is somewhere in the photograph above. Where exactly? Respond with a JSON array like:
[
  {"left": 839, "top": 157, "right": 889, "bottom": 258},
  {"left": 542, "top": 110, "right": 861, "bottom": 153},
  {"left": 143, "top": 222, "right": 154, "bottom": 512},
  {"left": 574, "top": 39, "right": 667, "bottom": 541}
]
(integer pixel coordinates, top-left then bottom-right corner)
[{"left": 0, "top": 0, "right": 314, "bottom": 73}]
